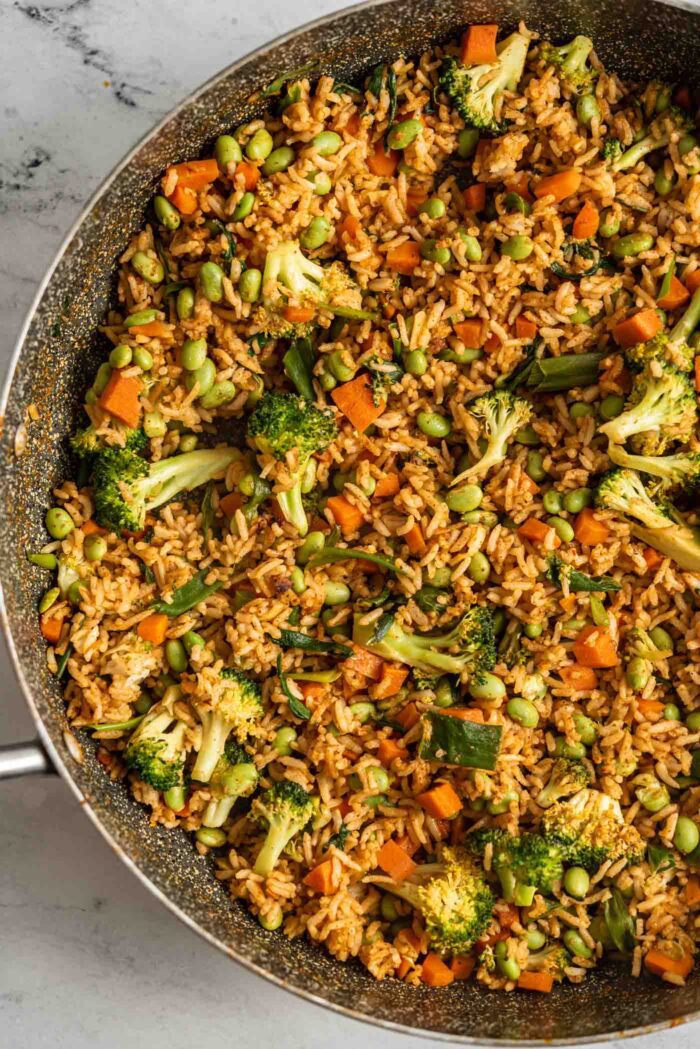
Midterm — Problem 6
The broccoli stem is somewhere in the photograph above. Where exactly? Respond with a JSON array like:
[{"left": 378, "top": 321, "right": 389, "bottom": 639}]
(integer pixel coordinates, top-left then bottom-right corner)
[
  {"left": 277, "top": 484, "right": 308, "bottom": 536},
  {"left": 670, "top": 287, "right": 700, "bottom": 345},
  {"left": 613, "top": 133, "right": 669, "bottom": 172},
  {"left": 192, "top": 713, "right": 230, "bottom": 783},
  {"left": 254, "top": 833, "right": 289, "bottom": 877},
  {"left": 145, "top": 448, "right": 238, "bottom": 513},
  {"left": 631, "top": 523, "right": 700, "bottom": 571}
]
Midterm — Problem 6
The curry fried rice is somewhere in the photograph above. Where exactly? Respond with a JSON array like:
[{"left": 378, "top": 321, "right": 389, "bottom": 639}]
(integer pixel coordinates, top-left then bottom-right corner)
[{"left": 31, "top": 21, "right": 700, "bottom": 992}]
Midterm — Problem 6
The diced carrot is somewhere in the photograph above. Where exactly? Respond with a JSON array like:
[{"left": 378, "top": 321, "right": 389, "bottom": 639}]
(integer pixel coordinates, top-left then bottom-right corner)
[
  {"left": 675, "top": 86, "right": 692, "bottom": 110},
  {"left": 406, "top": 187, "right": 428, "bottom": 217},
  {"left": 326, "top": 494, "right": 367, "bottom": 537},
  {"left": 337, "top": 215, "right": 360, "bottom": 242},
  {"left": 638, "top": 699, "right": 665, "bottom": 719},
  {"left": 394, "top": 702, "right": 420, "bottom": 731},
  {"left": 572, "top": 199, "right": 600, "bottom": 240},
  {"left": 421, "top": 953, "right": 455, "bottom": 987},
  {"left": 442, "top": 707, "right": 485, "bottom": 722},
  {"left": 515, "top": 315, "right": 538, "bottom": 340},
  {"left": 644, "top": 948, "right": 694, "bottom": 979},
  {"left": 374, "top": 473, "right": 400, "bottom": 499},
  {"left": 573, "top": 507, "right": 610, "bottom": 545},
  {"left": 483, "top": 332, "right": 500, "bottom": 354},
  {"left": 169, "top": 184, "right": 198, "bottom": 214},
  {"left": 657, "top": 275, "right": 690, "bottom": 311},
  {"left": 386, "top": 240, "right": 421, "bottom": 274},
  {"left": 219, "top": 491, "right": 243, "bottom": 518},
  {"left": 303, "top": 859, "right": 338, "bottom": 894},
  {"left": 397, "top": 958, "right": 412, "bottom": 979},
  {"left": 534, "top": 169, "right": 582, "bottom": 204},
  {"left": 453, "top": 318, "right": 485, "bottom": 348},
  {"left": 372, "top": 664, "right": 409, "bottom": 699},
  {"left": 695, "top": 356, "right": 700, "bottom": 394},
  {"left": 685, "top": 877, "right": 700, "bottom": 908},
  {"left": 344, "top": 112, "right": 361, "bottom": 135},
  {"left": 613, "top": 308, "right": 662, "bottom": 348},
  {"left": 166, "top": 158, "right": 219, "bottom": 192},
  {"left": 684, "top": 269, "right": 700, "bottom": 294},
  {"left": 460, "top": 24, "right": 498, "bottom": 65},
  {"left": 98, "top": 371, "right": 142, "bottom": 429},
  {"left": 505, "top": 171, "right": 532, "bottom": 202},
  {"left": 343, "top": 645, "right": 385, "bottom": 681},
  {"left": 128, "top": 321, "right": 173, "bottom": 339},
  {"left": 404, "top": 522, "right": 426, "bottom": 555},
  {"left": 559, "top": 594, "right": 577, "bottom": 614},
  {"left": 518, "top": 971, "right": 554, "bottom": 993},
  {"left": 377, "top": 738, "right": 409, "bottom": 766},
  {"left": 298, "top": 681, "right": 326, "bottom": 705},
  {"left": 643, "top": 546, "right": 665, "bottom": 572},
  {"left": 450, "top": 955, "right": 476, "bottom": 981},
  {"left": 518, "top": 518, "right": 560, "bottom": 548},
  {"left": 463, "top": 183, "right": 486, "bottom": 212},
  {"left": 559, "top": 665, "right": 598, "bottom": 690},
  {"left": 82, "top": 519, "right": 107, "bottom": 536},
  {"left": 137, "top": 612, "right": 168, "bottom": 645},
  {"left": 368, "top": 140, "right": 399, "bottom": 177},
  {"left": 417, "top": 782, "right": 463, "bottom": 819},
  {"left": 234, "top": 161, "right": 260, "bottom": 191},
  {"left": 331, "top": 372, "right": 385, "bottom": 431},
  {"left": 573, "top": 625, "right": 619, "bottom": 668},
  {"left": 283, "top": 305, "right": 315, "bottom": 324},
  {"left": 377, "top": 839, "right": 417, "bottom": 882},
  {"left": 40, "top": 611, "right": 64, "bottom": 644}
]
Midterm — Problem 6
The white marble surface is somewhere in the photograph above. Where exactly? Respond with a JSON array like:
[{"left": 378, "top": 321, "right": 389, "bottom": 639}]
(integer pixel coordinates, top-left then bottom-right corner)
[{"left": 0, "top": 1, "right": 698, "bottom": 1046}]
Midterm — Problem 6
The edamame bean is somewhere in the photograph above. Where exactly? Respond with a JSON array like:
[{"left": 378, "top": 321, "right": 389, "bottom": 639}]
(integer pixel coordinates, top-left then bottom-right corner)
[
  {"left": 446, "top": 484, "right": 482, "bottom": 513},
  {"left": 153, "top": 194, "right": 181, "bottom": 230},
  {"left": 200, "top": 261, "right": 225, "bottom": 302},
  {"left": 570, "top": 304, "right": 591, "bottom": 324},
  {"left": 179, "top": 434, "right": 198, "bottom": 452},
  {"left": 463, "top": 510, "right": 499, "bottom": 527},
  {"left": 233, "top": 192, "right": 255, "bottom": 220},
  {"left": 273, "top": 726, "right": 298, "bottom": 756},
  {"left": 324, "top": 580, "right": 351, "bottom": 606},
  {"left": 311, "top": 171, "right": 332, "bottom": 195},
  {"left": 573, "top": 712, "right": 597, "bottom": 745},
  {"left": 524, "top": 622, "right": 543, "bottom": 639},
  {"left": 468, "top": 551, "right": 491, "bottom": 583},
  {"left": 563, "top": 929, "right": 593, "bottom": 959},
  {"left": 93, "top": 362, "right": 112, "bottom": 395},
  {"left": 67, "top": 579, "right": 84, "bottom": 604},
  {"left": 526, "top": 450, "right": 547, "bottom": 482},
  {"left": 649, "top": 625, "right": 674, "bottom": 652},
  {"left": 182, "top": 630, "right": 205, "bottom": 654},
  {"left": 296, "top": 531, "right": 326, "bottom": 564},
  {"left": 185, "top": 357, "right": 216, "bottom": 396},
  {"left": 263, "top": 145, "right": 295, "bottom": 175},
  {"left": 131, "top": 250, "right": 164, "bottom": 285},
  {"left": 328, "top": 349, "right": 356, "bottom": 382},
  {"left": 239, "top": 267, "right": 262, "bottom": 303},
  {"left": 674, "top": 816, "right": 700, "bottom": 855},
  {"left": 526, "top": 926, "right": 546, "bottom": 951},
  {"left": 176, "top": 287, "right": 195, "bottom": 320},
  {"left": 349, "top": 701, "right": 377, "bottom": 723},
  {"left": 431, "top": 567, "right": 452, "bottom": 587},
  {"left": 417, "top": 411, "right": 451, "bottom": 438},
  {"left": 27, "top": 552, "right": 57, "bottom": 570},
  {"left": 312, "top": 130, "right": 342, "bottom": 156},
  {"left": 626, "top": 657, "right": 651, "bottom": 691},
  {"left": 469, "top": 671, "right": 506, "bottom": 702},
  {"left": 634, "top": 774, "right": 670, "bottom": 813},
  {"left": 515, "top": 425, "right": 539, "bottom": 446},
  {"left": 576, "top": 94, "right": 600, "bottom": 127},
  {"left": 663, "top": 702, "right": 681, "bottom": 721},
  {"left": 133, "top": 346, "right": 153, "bottom": 371},
  {"left": 245, "top": 128, "right": 273, "bottom": 160},
  {"left": 420, "top": 197, "right": 446, "bottom": 219},
  {"left": 679, "top": 134, "right": 698, "bottom": 157},
  {"left": 125, "top": 308, "right": 158, "bottom": 328},
  {"left": 300, "top": 216, "right": 331, "bottom": 250},
  {"left": 39, "top": 587, "right": 60, "bottom": 613},
  {"left": 404, "top": 349, "right": 427, "bottom": 376},
  {"left": 570, "top": 401, "right": 594, "bottom": 419},
  {"left": 563, "top": 488, "right": 592, "bottom": 513},
  {"left": 420, "top": 239, "right": 451, "bottom": 265},
  {"left": 600, "top": 394, "right": 625, "bottom": 420},
  {"left": 543, "top": 490, "right": 562, "bottom": 514},
  {"left": 134, "top": 694, "right": 154, "bottom": 715},
  {"left": 258, "top": 906, "right": 283, "bottom": 931},
  {"left": 144, "top": 410, "right": 167, "bottom": 438},
  {"left": 440, "top": 346, "right": 482, "bottom": 363},
  {"left": 488, "top": 790, "right": 519, "bottom": 815},
  {"left": 547, "top": 516, "right": 575, "bottom": 543},
  {"left": 319, "top": 368, "right": 337, "bottom": 391},
  {"left": 506, "top": 697, "right": 539, "bottom": 728},
  {"left": 164, "top": 785, "right": 186, "bottom": 811},
  {"left": 196, "top": 827, "right": 227, "bottom": 847},
  {"left": 686, "top": 711, "right": 700, "bottom": 731},
  {"left": 501, "top": 235, "right": 534, "bottom": 260},
  {"left": 109, "top": 344, "right": 132, "bottom": 369},
  {"left": 564, "top": 866, "right": 590, "bottom": 899},
  {"left": 46, "top": 507, "right": 74, "bottom": 539},
  {"left": 350, "top": 766, "right": 390, "bottom": 792},
  {"left": 380, "top": 894, "right": 399, "bottom": 922},
  {"left": 457, "top": 128, "right": 479, "bottom": 158},
  {"left": 457, "top": 231, "right": 482, "bottom": 261},
  {"left": 654, "top": 169, "right": 674, "bottom": 197},
  {"left": 612, "top": 233, "right": 654, "bottom": 258},
  {"left": 215, "top": 134, "right": 242, "bottom": 171},
  {"left": 387, "top": 119, "right": 422, "bottom": 150},
  {"left": 290, "top": 566, "right": 306, "bottom": 594},
  {"left": 181, "top": 338, "right": 208, "bottom": 371},
  {"left": 496, "top": 956, "right": 521, "bottom": 981},
  {"left": 165, "top": 639, "right": 188, "bottom": 674},
  {"left": 434, "top": 677, "right": 455, "bottom": 708},
  {"left": 553, "top": 737, "right": 587, "bottom": 759},
  {"left": 199, "top": 380, "right": 236, "bottom": 409},
  {"left": 598, "top": 208, "right": 621, "bottom": 238}
]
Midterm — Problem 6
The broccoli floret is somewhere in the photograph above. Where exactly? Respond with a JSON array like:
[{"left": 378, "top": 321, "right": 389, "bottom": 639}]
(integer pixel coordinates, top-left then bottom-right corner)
[
  {"left": 93, "top": 445, "right": 238, "bottom": 533},
  {"left": 536, "top": 758, "right": 594, "bottom": 809},
  {"left": 524, "top": 944, "right": 570, "bottom": 982},
  {"left": 191, "top": 668, "right": 264, "bottom": 784},
  {"left": 451, "top": 391, "right": 532, "bottom": 485},
  {"left": 626, "top": 626, "right": 673, "bottom": 662},
  {"left": 71, "top": 424, "right": 147, "bottom": 460},
  {"left": 101, "top": 632, "right": 160, "bottom": 703},
  {"left": 603, "top": 139, "right": 623, "bottom": 164},
  {"left": 57, "top": 555, "right": 82, "bottom": 597},
  {"left": 540, "top": 35, "right": 596, "bottom": 93},
  {"left": 124, "top": 696, "right": 188, "bottom": 791},
  {"left": 541, "top": 788, "right": 645, "bottom": 870},
  {"left": 609, "top": 108, "right": 692, "bottom": 172},
  {"left": 382, "top": 846, "right": 494, "bottom": 953},
  {"left": 439, "top": 32, "right": 530, "bottom": 134},
  {"left": 201, "top": 739, "right": 259, "bottom": 828},
  {"left": 625, "top": 289, "right": 700, "bottom": 374},
  {"left": 352, "top": 606, "right": 496, "bottom": 678},
  {"left": 250, "top": 780, "right": 315, "bottom": 876},
  {"left": 467, "top": 829, "right": 564, "bottom": 906},
  {"left": 599, "top": 362, "right": 696, "bottom": 454},
  {"left": 546, "top": 556, "right": 622, "bottom": 593},
  {"left": 247, "top": 391, "right": 337, "bottom": 536},
  {"left": 257, "top": 241, "right": 362, "bottom": 337},
  {"left": 608, "top": 443, "right": 700, "bottom": 490}
]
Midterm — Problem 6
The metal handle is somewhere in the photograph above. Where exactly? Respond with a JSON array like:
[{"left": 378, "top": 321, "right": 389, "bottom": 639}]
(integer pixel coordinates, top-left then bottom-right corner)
[{"left": 0, "top": 740, "right": 55, "bottom": 779}]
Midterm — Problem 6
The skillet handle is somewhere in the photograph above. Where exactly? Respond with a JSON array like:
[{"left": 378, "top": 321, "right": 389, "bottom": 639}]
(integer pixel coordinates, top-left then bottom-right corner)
[{"left": 0, "top": 740, "right": 56, "bottom": 779}]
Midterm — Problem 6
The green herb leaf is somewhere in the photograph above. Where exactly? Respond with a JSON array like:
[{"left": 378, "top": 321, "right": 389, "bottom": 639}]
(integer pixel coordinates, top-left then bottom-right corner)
[
  {"left": 140, "top": 561, "right": 156, "bottom": 585},
  {"left": 547, "top": 557, "right": 622, "bottom": 593},
  {"left": 494, "top": 339, "right": 542, "bottom": 391},
  {"left": 419, "top": 709, "right": 502, "bottom": 770},
  {"left": 206, "top": 219, "right": 236, "bottom": 261},
  {"left": 333, "top": 81, "right": 361, "bottom": 96},
  {"left": 550, "top": 240, "right": 605, "bottom": 281},
  {"left": 153, "top": 571, "right": 222, "bottom": 616},
  {"left": 56, "top": 643, "right": 73, "bottom": 680},
  {"left": 369, "top": 612, "right": 395, "bottom": 644},
  {"left": 277, "top": 655, "right": 311, "bottom": 720},
  {"left": 262, "top": 61, "right": 319, "bottom": 97},
  {"left": 268, "top": 629, "right": 352, "bottom": 658},
  {"left": 287, "top": 606, "right": 301, "bottom": 627},
  {"left": 308, "top": 546, "right": 405, "bottom": 574},
  {"left": 604, "top": 888, "right": 637, "bottom": 954},
  {"left": 647, "top": 843, "right": 675, "bottom": 874},
  {"left": 328, "top": 823, "right": 350, "bottom": 850}
]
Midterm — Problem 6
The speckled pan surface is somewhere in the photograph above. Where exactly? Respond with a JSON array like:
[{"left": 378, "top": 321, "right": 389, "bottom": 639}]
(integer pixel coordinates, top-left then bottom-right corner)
[{"left": 2, "top": 0, "right": 700, "bottom": 1041}]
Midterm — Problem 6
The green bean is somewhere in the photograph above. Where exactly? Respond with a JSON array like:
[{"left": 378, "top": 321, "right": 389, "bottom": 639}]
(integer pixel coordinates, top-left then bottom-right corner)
[
  {"left": 569, "top": 401, "right": 594, "bottom": 419},
  {"left": 125, "top": 308, "right": 158, "bottom": 328},
  {"left": 563, "top": 488, "right": 592, "bottom": 513},
  {"left": 576, "top": 94, "right": 600, "bottom": 127},
  {"left": 153, "top": 194, "right": 181, "bottom": 230},
  {"left": 543, "top": 490, "right": 562, "bottom": 515},
  {"left": 245, "top": 128, "right": 273, "bottom": 161},
  {"left": 570, "top": 305, "right": 591, "bottom": 325},
  {"left": 349, "top": 701, "right": 377, "bottom": 723},
  {"left": 312, "top": 130, "right": 342, "bottom": 156},
  {"left": 387, "top": 119, "right": 422, "bottom": 150},
  {"left": 185, "top": 357, "right": 216, "bottom": 396},
  {"left": 457, "top": 128, "right": 479, "bottom": 158},
  {"left": 417, "top": 411, "right": 451, "bottom": 438},
  {"left": 176, "top": 287, "right": 195, "bottom": 321},
  {"left": 468, "top": 551, "right": 491, "bottom": 583},
  {"left": 273, "top": 726, "right": 298, "bottom": 756},
  {"left": 600, "top": 394, "right": 625, "bottom": 420},
  {"left": 196, "top": 827, "right": 227, "bottom": 847},
  {"left": 612, "top": 233, "right": 654, "bottom": 258},
  {"left": 263, "top": 146, "right": 295, "bottom": 175},
  {"left": 199, "top": 380, "right": 236, "bottom": 409},
  {"left": 133, "top": 347, "right": 153, "bottom": 372},
  {"left": 564, "top": 866, "right": 590, "bottom": 899},
  {"left": 469, "top": 671, "right": 506, "bottom": 702},
  {"left": 649, "top": 625, "right": 674, "bottom": 652},
  {"left": 46, "top": 507, "right": 74, "bottom": 539},
  {"left": 598, "top": 208, "right": 621, "bottom": 238},
  {"left": 446, "top": 484, "right": 482, "bottom": 513},
  {"left": 92, "top": 362, "right": 112, "bottom": 395},
  {"left": 214, "top": 134, "right": 242, "bottom": 170},
  {"left": 674, "top": 816, "right": 700, "bottom": 854},
  {"left": 501, "top": 235, "right": 534, "bottom": 260},
  {"left": 328, "top": 349, "right": 356, "bottom": 382},
  {"left": 39, "top": 587, "right": 60, "bottom": 613},
  {"left": 457, "top": 230, "right": 482, "bottom": 261},
  {"left": 179, "top": 434, "right": 198, "bottom": 452},
  {"left": 300, "top": 216, "right": 331, "bottom": 250},
  {"left": 27, "top": 552, "right": 58, "bottom": 570},
  {"left": 239, "top": 268, "right": 262, "bottom": 303},
  {"left": 296, "top": 531, "right": 326, "bottom": 564},
  {"left": 553, "top": 737, "right": 586, "bottom": 759},
  {"left": 506, "top": 697, "right": 539, "bottom": 728},
  {"left": 324, "top": 581, "right": 351, "bottom": 606},
  {"left": 563, "top": 929, "right": 593, "bottom": 958},
  {"left": 404, "top": 349, "right": 427, "bottom": 376},
  {"left": 181, "top": 338, "right": 208, "bottom": 371},
  {"left": 547, "top": 516, "right": 575, "bottom": 543},
  {"left": 526, "top": 926, "right": 546, "bottom": 951},
  {"left": 165, "top": 639, "right": 188, "bottom": 673},
  {"left": 526, "top": 450, "right": 547, "bottom": 482},
  {"left": 144, "top": 410, "right": 167, "bottom": 438},
  {"left": 663, "top": 703, "right": 681, "bottom": 721},
  {"left": 654, "top": 169, "right": 674, "bottom": 197},
  {"left": 573, "top": 712, "right": 597, "bottom": 745},
  {"left": 420, "top": 239, "right": 451, "bottom": 266},
  {"left": 233, "top": 192, "right": 255, "bottom": 220},
  {"left": 131, "top": 251, "right": 164, "bottom": 285},
  {"left": 420, "top": 197, "right": 446, "bottom": 219},
  {"left": 109, "top": 344, "right": 132, "bottom": 369},
  {"left": 199, "top": 261, "right": 225, "bottom": 302}
]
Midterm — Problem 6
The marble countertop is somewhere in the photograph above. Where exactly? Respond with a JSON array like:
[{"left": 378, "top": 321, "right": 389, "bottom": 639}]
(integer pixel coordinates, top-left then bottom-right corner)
[{"left": 1, "top": 1, "right": 698, "bottom": 1046}]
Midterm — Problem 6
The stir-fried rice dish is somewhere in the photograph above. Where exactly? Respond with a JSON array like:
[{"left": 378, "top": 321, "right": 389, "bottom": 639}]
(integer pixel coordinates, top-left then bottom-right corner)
[{"left": 33, "top": 21, "right": 700, "bottom": 992}]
